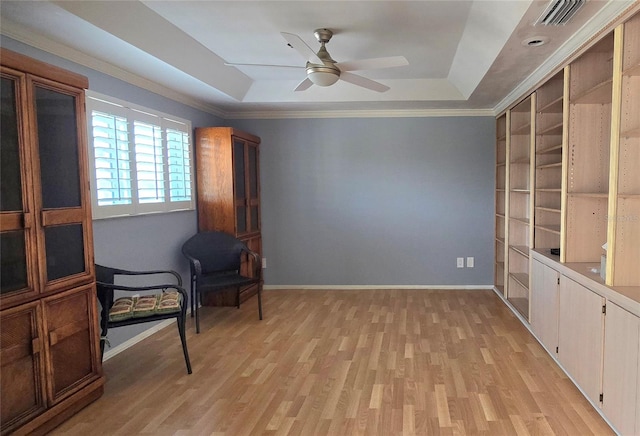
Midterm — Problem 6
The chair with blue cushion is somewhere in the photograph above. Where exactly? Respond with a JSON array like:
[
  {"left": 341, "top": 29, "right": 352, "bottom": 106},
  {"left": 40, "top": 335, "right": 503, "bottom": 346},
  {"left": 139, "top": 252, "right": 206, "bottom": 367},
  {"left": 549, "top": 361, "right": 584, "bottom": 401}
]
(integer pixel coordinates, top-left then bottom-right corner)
[
  {"left": 181, "top": 231, "right": 263, "bottom": 333},
  {"left": 95, "top": 264, "right": 192, "bottom": 374}
]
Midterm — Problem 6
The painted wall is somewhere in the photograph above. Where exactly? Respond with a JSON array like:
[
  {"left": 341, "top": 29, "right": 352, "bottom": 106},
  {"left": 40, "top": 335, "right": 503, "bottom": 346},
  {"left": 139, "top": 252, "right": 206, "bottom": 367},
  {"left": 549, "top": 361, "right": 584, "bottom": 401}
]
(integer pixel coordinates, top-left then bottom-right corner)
[
  {"left": 231, "top": 117, "right": 495, "bottom": 287},
  {"left": 3, "top": 36, "right": 495, "bottom": 355},
  {"left": 2, "top": 36, "right": 222, "bottom": 349}
]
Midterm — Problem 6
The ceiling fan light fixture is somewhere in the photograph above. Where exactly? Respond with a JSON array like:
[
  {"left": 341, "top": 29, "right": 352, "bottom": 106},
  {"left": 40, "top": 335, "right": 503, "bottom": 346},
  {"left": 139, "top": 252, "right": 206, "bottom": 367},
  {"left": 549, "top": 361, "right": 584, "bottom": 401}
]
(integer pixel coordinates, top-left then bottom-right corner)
[{"left": 306, "top": 64, "right": 340, "bottom": 87}]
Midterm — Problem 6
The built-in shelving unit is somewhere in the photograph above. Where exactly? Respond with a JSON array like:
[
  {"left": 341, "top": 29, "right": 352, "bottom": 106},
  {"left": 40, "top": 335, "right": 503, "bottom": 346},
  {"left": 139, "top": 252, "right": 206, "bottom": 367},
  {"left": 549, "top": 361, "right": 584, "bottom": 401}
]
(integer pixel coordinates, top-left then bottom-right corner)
[
  {"left": 607, "top": 12, "right": 640, "bottom": 286},
  {"left": 565, "top": 33, "right": 614, "bottom": 264},
  {"left": 507, "top": 95, "right": 535, "bottom": 319},
  {"left": 494, "top": 7, "right": 640, "bottom": 436},
  {"left": 535, "top": 69, "right": 566, "bottom": 254},
  {"left": 495, "top": 113, "right": 508, "bottom": 296}
]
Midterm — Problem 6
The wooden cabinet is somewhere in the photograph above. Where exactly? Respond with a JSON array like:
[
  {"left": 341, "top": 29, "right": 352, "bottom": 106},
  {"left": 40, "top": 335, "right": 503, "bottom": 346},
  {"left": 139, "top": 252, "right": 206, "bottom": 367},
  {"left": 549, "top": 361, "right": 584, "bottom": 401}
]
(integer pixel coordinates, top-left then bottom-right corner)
[
  {"left": 195, "top": 127, "right": 262, "bottom": 305},
  {"left": 495, "top": 114, "right": 507, "bottom": 296},
  {"left": 602, "top": 301, "right": 639, "bottom": 436},
  {"left": 557, "top": 276, "right": 605, "bottom": 404},
  {"left": 534, "top": 68, "right": 566, "bottom": 255},
  {"left": 507, "top": 94, "right": 535, "bottom": 319},
  {"left": 530, "top": 259, "right": 559, "bottom": 355},
  {"left": 607, "top": 12, "right": 640, "bottom": 286},
  {"left": 0, "top": 48, "right": 103, "bottom": 435},
  {"left": 565, "top": 32, "right": 614, "bottom": 264}
]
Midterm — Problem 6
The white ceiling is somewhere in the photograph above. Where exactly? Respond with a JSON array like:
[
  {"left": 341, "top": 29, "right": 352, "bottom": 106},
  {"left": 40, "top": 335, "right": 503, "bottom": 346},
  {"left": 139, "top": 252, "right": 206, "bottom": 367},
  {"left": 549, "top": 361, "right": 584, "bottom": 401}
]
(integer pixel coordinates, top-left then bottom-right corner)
[{"left": 0, "top": 1, "right": 634, "bottom": 117}]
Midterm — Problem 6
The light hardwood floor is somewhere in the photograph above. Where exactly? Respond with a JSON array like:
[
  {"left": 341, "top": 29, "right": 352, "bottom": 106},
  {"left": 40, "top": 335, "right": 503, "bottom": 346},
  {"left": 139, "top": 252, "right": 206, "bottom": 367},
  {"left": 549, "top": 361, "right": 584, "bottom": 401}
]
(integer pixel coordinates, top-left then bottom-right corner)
[{"left": 52, "top": 289, "right": 613, "bottom": 435}]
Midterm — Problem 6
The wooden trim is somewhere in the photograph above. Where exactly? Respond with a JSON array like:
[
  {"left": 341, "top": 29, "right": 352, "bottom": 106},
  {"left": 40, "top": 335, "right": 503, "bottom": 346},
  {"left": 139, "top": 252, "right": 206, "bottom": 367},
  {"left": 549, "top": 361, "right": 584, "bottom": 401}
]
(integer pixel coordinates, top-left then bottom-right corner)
[
  {"left": 0, "top": 48, "right": 88, "bottom": 89},
  {"left": 40, "top": 209, "right": 85, "bottom": 227},
  {"left": 560, "top": 66, "right": 570, "bottom": 263},
  {"left": 606, "top": 24, "right": 624, "bottom": 286}
]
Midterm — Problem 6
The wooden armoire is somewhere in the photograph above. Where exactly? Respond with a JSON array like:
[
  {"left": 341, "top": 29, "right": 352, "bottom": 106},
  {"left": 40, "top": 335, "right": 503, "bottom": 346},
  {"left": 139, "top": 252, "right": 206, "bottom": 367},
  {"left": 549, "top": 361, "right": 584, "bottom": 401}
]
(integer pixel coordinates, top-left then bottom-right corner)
[
  {"left": 195, "top": 127, "right": 262, "bottom": 305},
  {"left": 0, "top": 49, "right": 104, "bottom": 435}
]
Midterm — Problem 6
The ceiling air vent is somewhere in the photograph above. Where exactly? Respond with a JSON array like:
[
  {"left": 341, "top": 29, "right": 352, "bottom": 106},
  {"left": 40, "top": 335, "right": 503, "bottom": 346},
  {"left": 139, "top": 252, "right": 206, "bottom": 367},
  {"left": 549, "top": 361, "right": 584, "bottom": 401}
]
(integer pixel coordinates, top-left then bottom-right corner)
[{"left": 536, "top": 0, "right": 586, "bottom": 26}]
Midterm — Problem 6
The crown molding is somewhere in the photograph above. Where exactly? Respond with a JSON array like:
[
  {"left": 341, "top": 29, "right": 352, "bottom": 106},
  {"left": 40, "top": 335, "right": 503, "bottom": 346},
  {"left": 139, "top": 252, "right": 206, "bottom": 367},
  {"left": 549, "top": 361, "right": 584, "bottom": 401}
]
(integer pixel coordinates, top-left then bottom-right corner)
[
  {"left": 1, "top": 20, "right": 227, "bottom": 118},
  {"left": 493, "top": 0, "right": 636, "bottom": 115},
  {"left": 226, "top": 108, "right": 495, "bottom": 120}
]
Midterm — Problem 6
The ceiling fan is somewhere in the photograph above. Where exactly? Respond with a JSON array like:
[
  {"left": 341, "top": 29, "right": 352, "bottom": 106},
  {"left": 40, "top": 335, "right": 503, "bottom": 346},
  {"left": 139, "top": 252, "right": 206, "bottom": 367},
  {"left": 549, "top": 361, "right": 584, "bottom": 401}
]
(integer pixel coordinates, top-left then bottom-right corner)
[{"left": 226, "top": 28, "right": 409, "bottom": 93}]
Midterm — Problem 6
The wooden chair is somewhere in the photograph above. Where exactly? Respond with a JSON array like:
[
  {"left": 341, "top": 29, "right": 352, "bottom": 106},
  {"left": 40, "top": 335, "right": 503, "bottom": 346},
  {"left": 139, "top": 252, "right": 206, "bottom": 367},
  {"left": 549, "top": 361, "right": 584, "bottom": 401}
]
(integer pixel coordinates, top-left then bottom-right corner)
[
  {"left": 95, "top": 265, "right": 192, "bottom": 374},
  {"left": 182, "top": 231, "right": 263, "bottom": 333}
]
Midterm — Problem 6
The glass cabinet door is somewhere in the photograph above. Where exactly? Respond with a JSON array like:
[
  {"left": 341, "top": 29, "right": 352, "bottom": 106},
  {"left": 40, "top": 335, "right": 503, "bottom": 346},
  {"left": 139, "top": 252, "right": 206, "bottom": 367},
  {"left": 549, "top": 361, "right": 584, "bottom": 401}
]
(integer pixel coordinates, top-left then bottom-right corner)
[
  {"left": 30, "top": 80, "right": 91, "bottom": 290},
  {"left": 248, "top": 143, "right": 260, "bottom": 233},
  {"left": 233, "top": 138, "right": 248, "bottom": 234},
  {"left": 1, "top": 72, "right": 38, "bottom": 303}
]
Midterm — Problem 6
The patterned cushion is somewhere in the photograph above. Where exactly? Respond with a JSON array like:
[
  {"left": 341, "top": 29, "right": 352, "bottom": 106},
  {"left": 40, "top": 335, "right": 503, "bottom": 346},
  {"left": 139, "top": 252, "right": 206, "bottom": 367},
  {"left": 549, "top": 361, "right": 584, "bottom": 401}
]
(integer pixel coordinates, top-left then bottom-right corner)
[{"left": 108, "top": 290, "right": 181, "bottom": 322}]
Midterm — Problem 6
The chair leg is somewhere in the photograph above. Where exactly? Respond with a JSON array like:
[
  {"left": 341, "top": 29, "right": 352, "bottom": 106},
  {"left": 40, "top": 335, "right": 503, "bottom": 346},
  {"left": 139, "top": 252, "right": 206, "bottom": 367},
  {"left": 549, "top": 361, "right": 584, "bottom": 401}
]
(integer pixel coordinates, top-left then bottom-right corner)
[
  {"left": 177, "top": 316, "right": 192, "bottom": 374},
  {"left": 195, "top": 291, "right": 201, "bottom": 334},
  {"left": 190, "top": 279, "right": 195, "bottom": 318}
]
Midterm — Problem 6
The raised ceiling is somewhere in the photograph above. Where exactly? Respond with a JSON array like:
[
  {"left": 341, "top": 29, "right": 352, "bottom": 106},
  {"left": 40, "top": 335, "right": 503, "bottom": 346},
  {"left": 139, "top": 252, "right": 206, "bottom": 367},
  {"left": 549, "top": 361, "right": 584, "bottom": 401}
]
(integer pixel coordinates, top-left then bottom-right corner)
[{"left": 0, "top": 1, "right": 634, "bottom": 117}]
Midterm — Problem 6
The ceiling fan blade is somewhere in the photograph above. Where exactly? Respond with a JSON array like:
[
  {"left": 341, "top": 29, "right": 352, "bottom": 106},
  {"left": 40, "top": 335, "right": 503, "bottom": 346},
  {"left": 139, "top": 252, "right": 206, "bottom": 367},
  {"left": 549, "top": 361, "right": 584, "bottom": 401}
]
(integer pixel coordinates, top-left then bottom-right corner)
[
  {"left": 281, "top": 32, "right": 323, "bottom": 65},
  {"left": 225, "top": 62, "right": 304, "bottom": 69},
  {"left": 340, "top": 72, "right": 390, "bottom": 93},
  {"left": 336, "top": 56, "right": 408, "bottom": 72},
  {"left": 294, "top": 77, "right": 314, "bottom": 92}
]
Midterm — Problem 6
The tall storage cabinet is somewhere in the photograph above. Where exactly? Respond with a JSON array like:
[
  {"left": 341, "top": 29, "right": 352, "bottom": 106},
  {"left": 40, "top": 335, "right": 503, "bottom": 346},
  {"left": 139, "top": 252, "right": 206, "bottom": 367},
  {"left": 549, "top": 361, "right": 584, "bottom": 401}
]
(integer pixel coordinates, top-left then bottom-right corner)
[
  {"left": 0, "top": 49, "right": 103, "bottom": 434},
  {"left": 195, "top": 127, "right": 262, "bottom": 305}
]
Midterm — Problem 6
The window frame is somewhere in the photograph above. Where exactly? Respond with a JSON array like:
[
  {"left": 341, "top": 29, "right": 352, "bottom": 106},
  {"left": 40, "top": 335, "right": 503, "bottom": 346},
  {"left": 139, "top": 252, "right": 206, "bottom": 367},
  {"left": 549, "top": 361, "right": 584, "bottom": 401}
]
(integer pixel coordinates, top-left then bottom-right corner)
[{"left": 86, "top": 91, "right": 194, "bottom": 219}]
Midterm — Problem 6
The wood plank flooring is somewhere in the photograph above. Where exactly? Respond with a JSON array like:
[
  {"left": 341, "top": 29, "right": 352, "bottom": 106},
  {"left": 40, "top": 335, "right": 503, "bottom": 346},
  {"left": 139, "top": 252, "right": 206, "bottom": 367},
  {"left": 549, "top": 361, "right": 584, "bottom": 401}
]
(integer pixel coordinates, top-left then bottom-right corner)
[{"left": 52, "top": 289, "right": 614, "bottom": 435}]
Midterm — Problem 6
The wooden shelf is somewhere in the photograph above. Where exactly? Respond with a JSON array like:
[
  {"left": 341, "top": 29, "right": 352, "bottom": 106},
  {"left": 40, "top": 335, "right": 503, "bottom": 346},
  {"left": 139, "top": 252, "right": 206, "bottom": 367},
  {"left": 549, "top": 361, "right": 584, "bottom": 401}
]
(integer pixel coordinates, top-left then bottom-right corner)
[
  {"left": 511, "top": 122, "right": 532, "bottom": 135},
  {"left": 510, "top": 245, "right": 530, "bottom": 258},
  {"left": 538, "top": 122, "right": 563, "bottom": 136},
  {"left": 511, "top": 159, "right": 531, "bottom": 164},
  {"left": 496, "top": 237, "right": 505, "bottom": 244},
  {"left": 538, "top": 144, "right": 563, "bottom": 155},
  {"left": 537, "top": 188, "right": 561, "bottom": 193},
  {"left": 496, "top": 213, "right": 505, "bottom": 218},
  {"left": 536, "top": 206, "right": 561, "bottom": 213},
  {"left": 571, "top": 79, "right": 613, "bottom": 104},
  {"left": 509, "top": 296, "right": 530, "bottom": 318},
  {"left": 497, "top": 134, "right": 507, "bottom": 141},
  {"left": 511, "top": 189, "right": 530, "bottom": 193},
  {"left": 623, "top": 61, "right": 640, "bottom": 76},
  {"left": 510, "top": 273, "right": 530, "bottom": 290},
  {"left": 568, "top": 192, "right": 609, "bottom": 198},
  {"left": 538, "top": 96, "right": 564, "bottom": 114},
  {"left": 620, "top": 126, "right": 640, "bottom": 138},
  {"left": 496, "top": 161, "right": 506, "bottom": 166},
  {"left": 618, "top": 193, "right": 640, "bottom": 199},
  {"left": 510, "top": 217, "right": 530, "bottom": 225},
  {"left": 537, "top": 162, "right": 562, "bottom": 169},
  {"left": 535, "top": 224, "right": 561, "bottom": 235}
]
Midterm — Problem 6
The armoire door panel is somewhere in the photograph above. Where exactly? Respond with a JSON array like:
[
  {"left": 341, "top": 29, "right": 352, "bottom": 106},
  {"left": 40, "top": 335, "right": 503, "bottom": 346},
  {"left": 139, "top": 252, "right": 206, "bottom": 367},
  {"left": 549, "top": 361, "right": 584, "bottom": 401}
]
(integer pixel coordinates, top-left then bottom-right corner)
[
  {"left": 43, "top": 286, "right": 98, "bottom": 404},
  {"left": 0, "top": 301, "right": 46, "bottom": 433}
]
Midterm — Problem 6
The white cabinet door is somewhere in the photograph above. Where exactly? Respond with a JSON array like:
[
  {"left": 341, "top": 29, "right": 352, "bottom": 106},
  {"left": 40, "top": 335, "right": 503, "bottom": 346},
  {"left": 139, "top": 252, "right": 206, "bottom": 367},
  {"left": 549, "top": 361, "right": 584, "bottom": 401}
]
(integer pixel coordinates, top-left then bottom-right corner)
[
  {"left": 531, "top": 259, "right": 560, "bottom": 354},
  {"left": 602, "top": 302, "right": 639, "bottom": 436},
  {"left": 558, "top": 276, "right": 605, "bottom": 403}
]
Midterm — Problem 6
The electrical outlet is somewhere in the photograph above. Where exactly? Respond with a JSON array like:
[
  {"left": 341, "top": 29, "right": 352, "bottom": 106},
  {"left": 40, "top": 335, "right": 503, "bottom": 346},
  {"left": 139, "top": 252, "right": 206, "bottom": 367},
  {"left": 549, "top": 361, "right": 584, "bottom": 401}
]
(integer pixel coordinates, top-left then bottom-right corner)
[
  {"left": 262, "top": 257, "right": 267, "bottom": 269},
  {"left": 467, "top": 257, "right": 474, "bottom": 268},
  {"left": 456, "top": 257, "right": 464, "bottom": 268}
]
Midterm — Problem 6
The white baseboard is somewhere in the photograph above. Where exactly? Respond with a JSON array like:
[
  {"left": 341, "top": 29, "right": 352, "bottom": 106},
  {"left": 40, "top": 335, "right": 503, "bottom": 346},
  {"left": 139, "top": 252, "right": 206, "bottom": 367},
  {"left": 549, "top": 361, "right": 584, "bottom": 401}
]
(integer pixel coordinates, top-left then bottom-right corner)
[
  {"left": 264, "top": 285, "right": 494, "bottom": 290},
  {"left": 102, "top": 318, "right": 174, "bottom": 361}
]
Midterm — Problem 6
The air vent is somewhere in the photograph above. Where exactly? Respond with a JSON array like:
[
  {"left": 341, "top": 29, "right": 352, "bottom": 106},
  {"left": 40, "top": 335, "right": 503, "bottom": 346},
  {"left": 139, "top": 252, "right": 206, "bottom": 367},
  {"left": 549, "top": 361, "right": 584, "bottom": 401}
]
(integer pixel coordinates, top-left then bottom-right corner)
[{"left": 536, "top": 0, "right": 586, "bottom": 26}]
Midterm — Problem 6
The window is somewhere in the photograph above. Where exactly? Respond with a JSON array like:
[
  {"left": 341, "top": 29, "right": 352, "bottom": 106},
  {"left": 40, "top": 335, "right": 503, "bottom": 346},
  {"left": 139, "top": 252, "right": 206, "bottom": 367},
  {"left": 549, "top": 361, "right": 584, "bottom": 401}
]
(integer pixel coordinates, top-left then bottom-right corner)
[{"left": 86, "top": 91, "right": 194, "bottom": 219}]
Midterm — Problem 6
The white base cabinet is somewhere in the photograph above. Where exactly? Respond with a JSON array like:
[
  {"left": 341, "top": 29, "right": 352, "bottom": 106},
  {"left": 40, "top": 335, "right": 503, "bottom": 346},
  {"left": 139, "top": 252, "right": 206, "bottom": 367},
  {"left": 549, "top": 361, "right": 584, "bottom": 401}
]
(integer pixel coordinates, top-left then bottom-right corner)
[
  {"left": 530, "top": 259, "right": 560, "bottom": 355},
  {"left": 602, "top": 302, "right": 640, "bottom": 436},
  {"left": 528, "top": 250, "right": 640, "bottom": 436},
  {"left": 557, "top": 276, "right": 605, "bottom": 404}
]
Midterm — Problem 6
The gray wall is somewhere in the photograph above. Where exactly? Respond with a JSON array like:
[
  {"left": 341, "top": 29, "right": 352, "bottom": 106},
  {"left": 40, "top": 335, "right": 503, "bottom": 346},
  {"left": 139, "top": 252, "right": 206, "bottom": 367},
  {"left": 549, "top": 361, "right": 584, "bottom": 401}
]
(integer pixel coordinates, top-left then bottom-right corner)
[
  {"left": 2, "top": 37, "right": 222, "bottom": 348},
  {"left": 231, "top": 117, "right": 496, "bottom": 287},
  {"left": 4, "top": 36, "right": 496, "bottom": 352}
]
